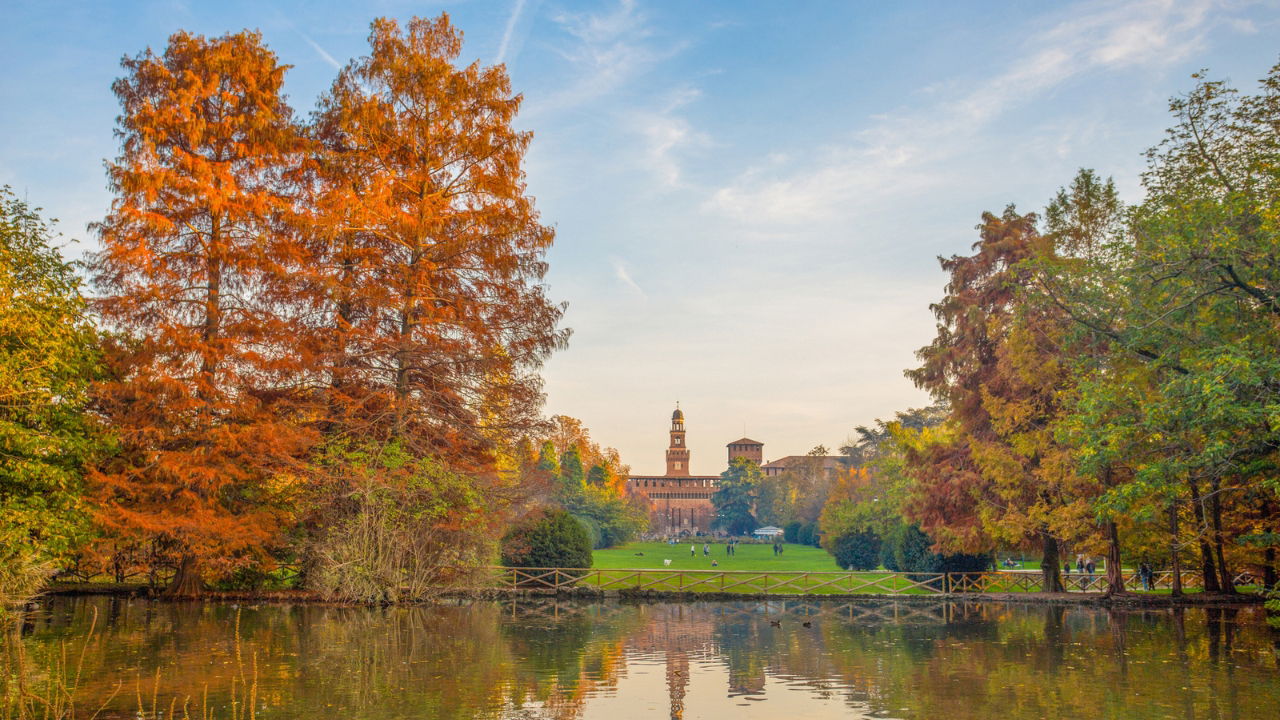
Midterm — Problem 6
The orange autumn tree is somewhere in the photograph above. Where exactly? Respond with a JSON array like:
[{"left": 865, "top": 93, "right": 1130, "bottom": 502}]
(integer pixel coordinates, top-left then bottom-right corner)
[
  {"left": 302, "top": 14, "right": 565, "bottom": 457},
  {"left": 295, "top": 15, "right": 568, "bottom": 594},
  {"left": 907, "top": 208, "right": 1091, "bottom": 593},
  {"left": 89, "top": 31, "right": 314, "bottom": 596}
]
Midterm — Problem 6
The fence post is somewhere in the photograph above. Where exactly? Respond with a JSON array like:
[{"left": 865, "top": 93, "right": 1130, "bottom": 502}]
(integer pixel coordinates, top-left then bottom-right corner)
[{"left": 944, "top": 573, "right": 951, "bottom": 594}]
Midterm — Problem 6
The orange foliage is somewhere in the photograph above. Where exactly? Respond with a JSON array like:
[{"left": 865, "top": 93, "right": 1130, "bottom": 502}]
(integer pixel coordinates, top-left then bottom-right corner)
[
  {"left": 88, "top": 30, "right": 316, "bottom": 594},
  {"left": 298, "top": 15, "right": 567, "bottom": 468}
]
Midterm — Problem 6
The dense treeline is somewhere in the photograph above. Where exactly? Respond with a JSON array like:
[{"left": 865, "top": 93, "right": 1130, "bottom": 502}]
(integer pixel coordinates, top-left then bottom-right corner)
[
  {"left": 824, "top": 62, "right": 1280, "bottom": 593},
  {"left": 0, "top": 15, "right": 656, "bottom": 605}
]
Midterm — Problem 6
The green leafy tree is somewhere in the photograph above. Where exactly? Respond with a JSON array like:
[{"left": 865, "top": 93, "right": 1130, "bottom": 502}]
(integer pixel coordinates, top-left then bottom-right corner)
[
  {"left": 1046, "top": 65, "right": 1280, "bottom": 593},
  {"left": 0, "top": 188, "right": 101, "bottom": 606},
  {"left": 711, "top": 457, "right": 761, "bottom": 535}
]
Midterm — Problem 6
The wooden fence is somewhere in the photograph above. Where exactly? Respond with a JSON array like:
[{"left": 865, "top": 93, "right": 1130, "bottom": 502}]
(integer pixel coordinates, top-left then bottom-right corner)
[{"left": 490, "top": 567, "right": 1260, "bottom": 596}]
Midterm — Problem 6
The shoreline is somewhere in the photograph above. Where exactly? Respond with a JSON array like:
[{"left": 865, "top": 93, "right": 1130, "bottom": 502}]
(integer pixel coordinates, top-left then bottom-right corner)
[{"left": 42, "top": 582, "right": 1265, "bottom": 609}]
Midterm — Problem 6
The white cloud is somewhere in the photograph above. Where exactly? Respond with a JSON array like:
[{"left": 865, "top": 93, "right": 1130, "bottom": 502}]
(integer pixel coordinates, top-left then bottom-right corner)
[
  {"left": 611, "top": 258, "right": 646, "bottom": 298},
  {"left": 707, "top": 0, "right": 1222, "bottom": 225},
  {"left": 528, "top": 0, "right": 679, "bottom": 115},
  {"left": 632, "top": 87, "right": 708, "bottom": 188}
]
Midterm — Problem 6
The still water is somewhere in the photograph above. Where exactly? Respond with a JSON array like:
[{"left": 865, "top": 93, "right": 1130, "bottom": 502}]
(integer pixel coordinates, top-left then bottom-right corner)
[{"left": 20, "top": 596, "right": 1280, "bottom": 719}]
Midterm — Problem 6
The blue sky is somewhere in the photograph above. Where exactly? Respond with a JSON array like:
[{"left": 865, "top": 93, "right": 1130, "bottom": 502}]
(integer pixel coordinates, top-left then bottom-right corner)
[{"left": 3, "top": 0, "right": 1278, "bottom": 474}]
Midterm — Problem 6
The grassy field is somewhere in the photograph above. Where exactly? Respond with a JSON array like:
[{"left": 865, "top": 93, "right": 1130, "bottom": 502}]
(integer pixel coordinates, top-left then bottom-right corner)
[{"left": 592, "top": 541, "right": 841, "bottom": 572}]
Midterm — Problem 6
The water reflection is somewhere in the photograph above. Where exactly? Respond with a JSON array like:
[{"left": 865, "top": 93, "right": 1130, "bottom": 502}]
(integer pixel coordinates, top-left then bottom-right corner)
[{"left": 19, "top": 597, "right": 1280, "bottom": 719}]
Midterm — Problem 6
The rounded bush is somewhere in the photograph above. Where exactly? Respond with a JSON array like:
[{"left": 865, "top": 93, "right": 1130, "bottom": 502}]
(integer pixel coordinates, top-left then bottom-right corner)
[
  {"left": 829, "top": 530, "right": 881, "bottom": 571},
  {"left": 501, "top": 509, "right": 593, "bottom": 570}
]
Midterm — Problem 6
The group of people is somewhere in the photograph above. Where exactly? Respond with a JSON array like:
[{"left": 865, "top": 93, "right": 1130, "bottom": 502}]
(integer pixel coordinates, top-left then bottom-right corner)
[
  {"left": 1136, "top": 562, "right": 1157, "bottom": 590},
  {"left": 1063, "top": 557, "right": 1097, "bottom": 576},
  {"left": 687, "top": 540, "right": 742, "bottom": 557}
]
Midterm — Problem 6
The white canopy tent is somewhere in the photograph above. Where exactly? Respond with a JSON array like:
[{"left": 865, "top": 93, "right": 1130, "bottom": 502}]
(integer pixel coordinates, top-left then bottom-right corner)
[{"left": 753, "top": 526, "right": 784, "bottom": 538}]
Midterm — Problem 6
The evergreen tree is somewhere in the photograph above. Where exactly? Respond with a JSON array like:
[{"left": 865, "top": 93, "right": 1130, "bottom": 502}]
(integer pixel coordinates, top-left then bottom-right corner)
[{"left": 711, "top": 457, "right": 760, "bottom": 535}]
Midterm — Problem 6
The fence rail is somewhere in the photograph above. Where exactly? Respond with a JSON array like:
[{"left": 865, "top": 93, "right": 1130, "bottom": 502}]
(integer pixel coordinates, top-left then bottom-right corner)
[{"left": 486, "top": 567, "right": 1258, "bottom": 596}]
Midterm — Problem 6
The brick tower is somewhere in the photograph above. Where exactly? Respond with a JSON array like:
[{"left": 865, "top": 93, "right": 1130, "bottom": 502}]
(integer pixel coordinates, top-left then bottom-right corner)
[{"left": 665, "top": 405, "right": 690, "bottom": 476}]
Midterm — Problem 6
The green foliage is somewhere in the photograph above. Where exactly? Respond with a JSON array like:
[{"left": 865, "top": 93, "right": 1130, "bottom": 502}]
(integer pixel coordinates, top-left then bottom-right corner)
[
  {"left": 305, "top": 439, "right": 495, "bottom": 603},
  {"left": 558, "top": 445, "right": 585, "bottom": 498},
  {"left": 782, "top": 521, "right": 819, "bottom": 546},
  {"left": 571, "top": 493, "right": 648, "bottom": 549},
  {"left": 0, "top": 188, "right": 102, "bottom": 605},
  {"left": 799, "top": 522, "right": 818, "bottom": 546},
  {"left": 536, "top": 441, "right": 560, "bottom": 476},
  {"left": 711, "top": 457, "right": 761, "bottom": 535},
  {"left": 828, "top": 530, "right": 881, "bottom": 570},
  {"left": 586, "top": 463, "right": 614, "bottom": 487},
  {"left": 784, "top": 522, "right": 802, "bottom": 544},
  {"left": 501, "top": 508, "right": 593, "bottom": 569},
  {"left": 1264, "top": 589, "right": 1280, "bottom": 630},
  {"left": 884, "top": 524, "right": 992, "bottom": 575}
]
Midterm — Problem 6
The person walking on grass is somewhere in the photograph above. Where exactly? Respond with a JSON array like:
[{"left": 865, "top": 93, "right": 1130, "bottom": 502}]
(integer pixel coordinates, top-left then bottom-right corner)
[
  {"left": 690, "top": 544, "right": 696, "bottom": 557},
  {"left": 703, "top": 543, "right": 710, "bottom": 557}
]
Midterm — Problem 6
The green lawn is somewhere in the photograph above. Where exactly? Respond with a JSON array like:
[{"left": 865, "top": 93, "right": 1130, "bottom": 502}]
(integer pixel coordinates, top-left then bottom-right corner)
[{"left": 593, "top": 541, "right": 842, "bottom": 572}]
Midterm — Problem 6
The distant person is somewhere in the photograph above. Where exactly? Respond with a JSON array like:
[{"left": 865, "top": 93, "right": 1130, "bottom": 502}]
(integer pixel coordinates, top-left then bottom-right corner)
[
  {"left": 711, "top": 560, "right": 719, "bottom": 567},
  {"left": 690, "top": 544, "right": 696, "bottom": 557},
  {"left": 664, "top": 559, "right": 672, "bottom": 567},
  {"left": 703, "top": 543, "right": 710, "bottom": 556},
  {"left": 1085, "top": 560, "right": 1095, "bottom": 577},
  {"left": 1076, "top": 558, "right": 1084, "bottom": 573},
  {"left": 1063, "top": 561, "right": 1071, "bottom": 574}
]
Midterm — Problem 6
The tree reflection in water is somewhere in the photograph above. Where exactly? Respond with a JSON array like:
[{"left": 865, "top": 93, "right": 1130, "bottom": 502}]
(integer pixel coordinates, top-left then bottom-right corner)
[{"left": 16, "top": 597, "right": 1280, "bottom": 719}]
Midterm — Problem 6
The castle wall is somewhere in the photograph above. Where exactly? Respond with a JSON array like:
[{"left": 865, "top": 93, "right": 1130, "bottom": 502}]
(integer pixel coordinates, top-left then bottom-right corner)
[{"left": 627, "top": 475, "right": 719, "bottom": 535}]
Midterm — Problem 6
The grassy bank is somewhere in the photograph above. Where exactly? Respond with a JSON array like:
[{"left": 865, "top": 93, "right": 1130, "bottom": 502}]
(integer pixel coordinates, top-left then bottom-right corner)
[{"left": 592, "top": 541, "right": 838, "bottom": 572}]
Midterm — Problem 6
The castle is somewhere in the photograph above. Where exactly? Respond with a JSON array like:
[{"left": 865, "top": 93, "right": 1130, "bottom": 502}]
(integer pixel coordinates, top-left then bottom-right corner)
[
  {"left": 627, "top": 406, "right": 847, "bottom": 535},
  {"left": 628, "top": 405, "right": 820, "bottom": 535}
]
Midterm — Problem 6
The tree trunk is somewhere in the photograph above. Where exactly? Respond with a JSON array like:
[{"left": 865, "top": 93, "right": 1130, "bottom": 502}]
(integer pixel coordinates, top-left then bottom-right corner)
[
  {"left": 1187, "top": 479, "right": 1221, "bottom": 593},
  {"left": 1209, "top": 477, "right": 1235, "bottom": 594},
  {"left": 1168, "top": 501, "right": 1182, "bottom": 597},
  {"left": 165, "top": 555, "right": 205, "bottom": 598},
  {"left": 1104, "top": 520, "right": 1126, "bottom": 596},
  {"left": 1040, "top": 531, "right": 1064, "bottom": 593}
]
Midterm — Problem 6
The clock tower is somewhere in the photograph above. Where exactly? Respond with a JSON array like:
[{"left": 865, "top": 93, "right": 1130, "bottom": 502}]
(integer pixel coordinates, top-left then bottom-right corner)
[{"left": 665, "top": 405, "right": 690, "bottom": 476}]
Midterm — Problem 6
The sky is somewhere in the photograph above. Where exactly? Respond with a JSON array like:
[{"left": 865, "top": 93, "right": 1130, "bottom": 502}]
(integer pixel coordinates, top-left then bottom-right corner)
[{"left": 2, "top": 0, "right": 1278, "bottom": 475}]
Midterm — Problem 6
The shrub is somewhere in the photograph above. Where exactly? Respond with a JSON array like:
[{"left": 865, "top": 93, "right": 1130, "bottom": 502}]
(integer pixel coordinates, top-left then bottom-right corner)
[
  {"left": 879, "top": 534, "right": 901, "bottom": 571},
  {"left": 828, "top": 530, "right": 881, "bottom": 570},
  {"left": 501, "top": 509, "right": 593, "bottom": 570},
  {"left": 784, "top": 522, "right": 802, "bottom": 544},
  {"left": 882, "top": 523, "right": 993, "bottom": 580},
  {"left": 798, "top": 522, "right": 819, "bottom": 547},
  {"left": 305, "top": 441, "right": 496, "bottom": 604}
]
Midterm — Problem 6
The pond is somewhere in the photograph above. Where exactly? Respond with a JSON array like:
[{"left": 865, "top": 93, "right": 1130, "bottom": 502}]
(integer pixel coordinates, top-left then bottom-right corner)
[{"left": 14, "top": 596, "right": 1280, "bottom": 719}]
